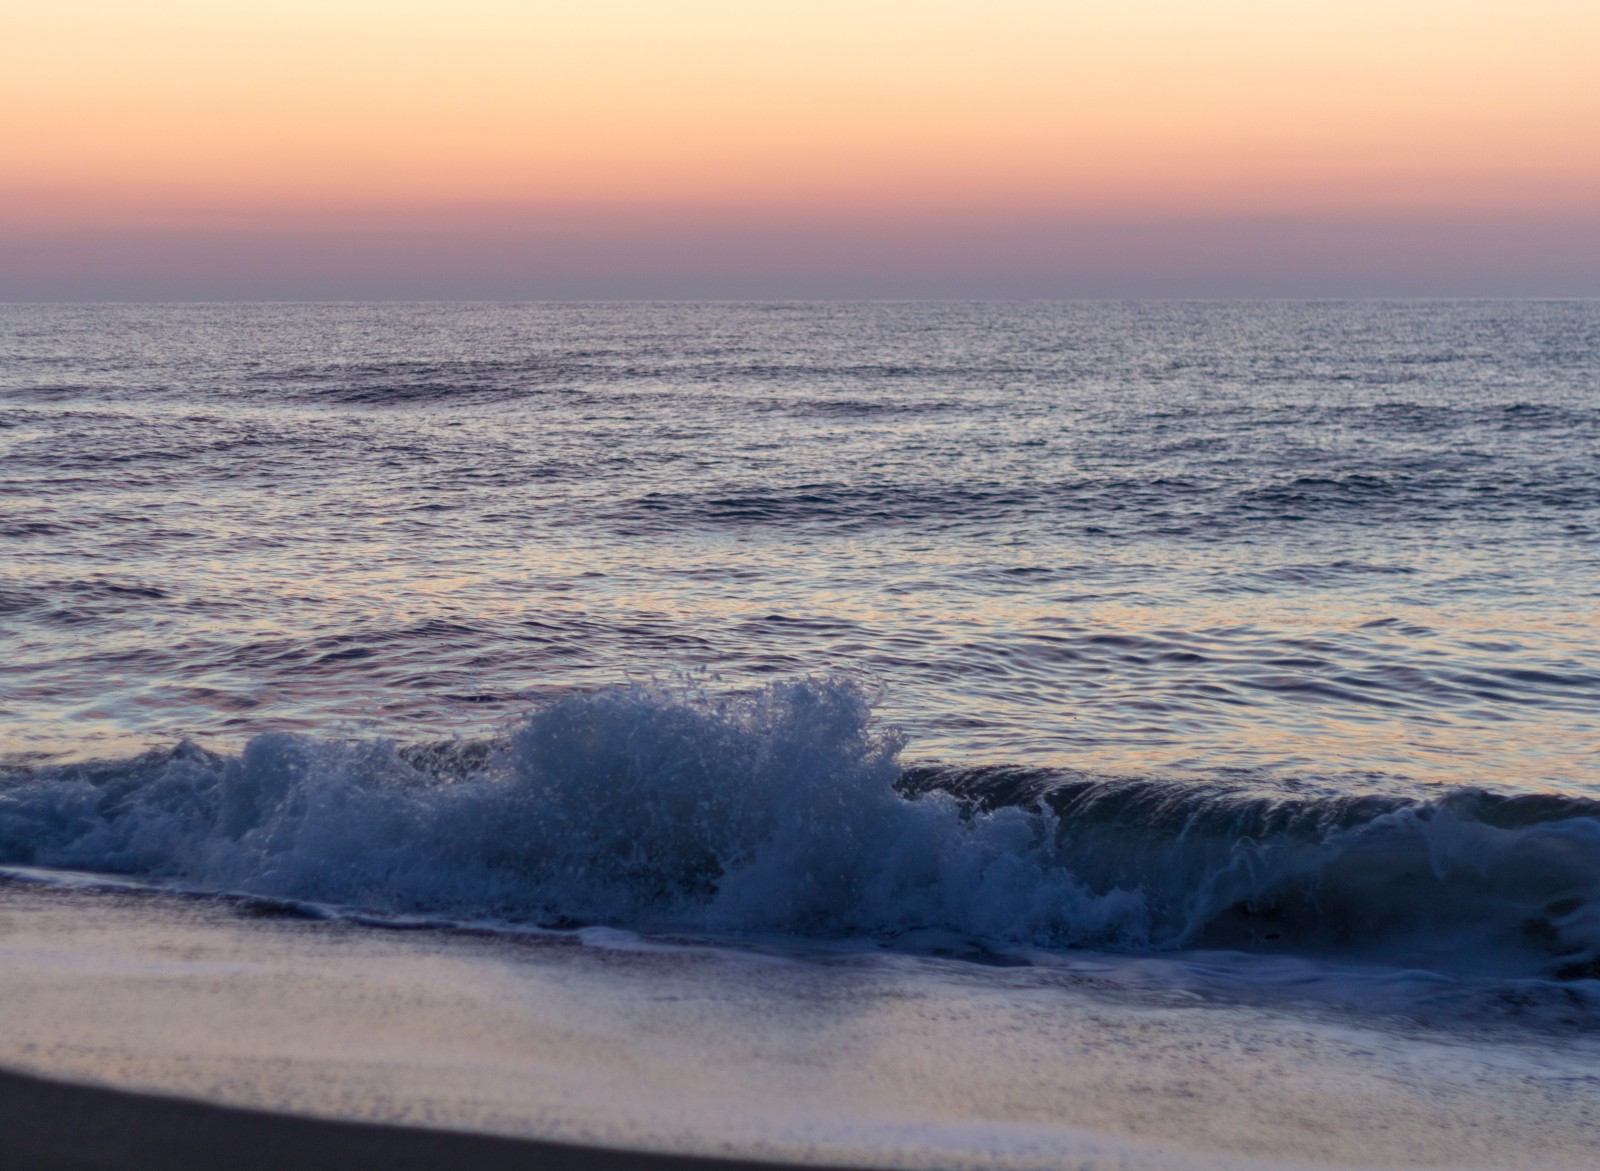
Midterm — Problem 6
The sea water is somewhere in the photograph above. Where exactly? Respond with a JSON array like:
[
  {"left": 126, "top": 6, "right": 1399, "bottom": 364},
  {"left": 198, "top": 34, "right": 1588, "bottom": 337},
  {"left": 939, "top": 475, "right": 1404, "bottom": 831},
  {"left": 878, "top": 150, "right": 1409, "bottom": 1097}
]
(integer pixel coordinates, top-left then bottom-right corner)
[{"left": 1, "top": 302, "right": 1598, "bottom": 1164}]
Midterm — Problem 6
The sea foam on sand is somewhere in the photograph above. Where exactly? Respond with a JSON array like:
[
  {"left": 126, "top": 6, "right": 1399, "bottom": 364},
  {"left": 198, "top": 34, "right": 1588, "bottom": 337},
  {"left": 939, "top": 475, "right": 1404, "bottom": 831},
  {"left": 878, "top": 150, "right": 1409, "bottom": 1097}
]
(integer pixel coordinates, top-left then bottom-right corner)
[{"left": 0, "top": 882, "right": 1595, "bottom": 1171}]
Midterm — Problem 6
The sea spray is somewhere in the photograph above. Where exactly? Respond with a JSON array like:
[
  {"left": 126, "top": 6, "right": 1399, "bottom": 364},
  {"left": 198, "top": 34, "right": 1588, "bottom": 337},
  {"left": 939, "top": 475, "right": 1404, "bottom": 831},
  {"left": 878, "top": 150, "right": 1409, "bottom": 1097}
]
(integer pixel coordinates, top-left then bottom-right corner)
[{"left": 2, "top": 679, "right": 1597, "bottom": 978}]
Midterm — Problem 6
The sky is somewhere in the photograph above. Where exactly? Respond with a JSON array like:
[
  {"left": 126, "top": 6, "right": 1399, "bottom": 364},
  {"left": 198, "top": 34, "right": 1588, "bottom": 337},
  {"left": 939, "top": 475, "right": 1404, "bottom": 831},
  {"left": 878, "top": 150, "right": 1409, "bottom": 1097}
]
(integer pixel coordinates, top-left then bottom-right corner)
[{"left": 2, "top": 0, "right": 1597, "bottom": 299}]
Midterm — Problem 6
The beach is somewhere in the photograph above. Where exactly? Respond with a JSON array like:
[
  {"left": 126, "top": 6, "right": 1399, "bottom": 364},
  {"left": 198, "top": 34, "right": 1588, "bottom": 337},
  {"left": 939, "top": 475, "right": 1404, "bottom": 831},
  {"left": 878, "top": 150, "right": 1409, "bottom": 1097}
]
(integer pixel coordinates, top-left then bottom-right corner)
[
  {"left": 1, "top": 879, "right": 1596, "bottom": 1171},
  {"left": 0, "top": 1065, "right": 818, "bottom": 1171}
]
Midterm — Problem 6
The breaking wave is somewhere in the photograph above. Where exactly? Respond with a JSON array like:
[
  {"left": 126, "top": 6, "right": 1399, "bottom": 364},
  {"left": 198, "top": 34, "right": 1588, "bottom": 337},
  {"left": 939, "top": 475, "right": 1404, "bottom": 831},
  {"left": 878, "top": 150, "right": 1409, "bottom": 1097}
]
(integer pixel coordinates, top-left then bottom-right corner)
[{"left": 2, "top": 680, "right": 1597, "bottom": 983}]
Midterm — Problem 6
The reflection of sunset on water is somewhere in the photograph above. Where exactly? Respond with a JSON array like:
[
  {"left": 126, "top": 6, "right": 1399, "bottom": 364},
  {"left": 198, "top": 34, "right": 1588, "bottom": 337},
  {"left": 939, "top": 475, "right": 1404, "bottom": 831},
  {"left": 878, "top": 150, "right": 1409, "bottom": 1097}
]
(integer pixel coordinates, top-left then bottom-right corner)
[{"left": 4, "top": 302, "right": 1597, "bottom": 791}]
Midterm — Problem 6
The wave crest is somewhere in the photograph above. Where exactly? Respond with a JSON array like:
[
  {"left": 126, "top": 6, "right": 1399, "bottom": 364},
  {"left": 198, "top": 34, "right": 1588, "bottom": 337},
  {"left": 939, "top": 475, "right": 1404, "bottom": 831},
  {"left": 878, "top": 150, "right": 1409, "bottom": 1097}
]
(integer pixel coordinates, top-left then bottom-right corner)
[{"left": 2, "top": 680, "right": 1597, "bottom": 980}]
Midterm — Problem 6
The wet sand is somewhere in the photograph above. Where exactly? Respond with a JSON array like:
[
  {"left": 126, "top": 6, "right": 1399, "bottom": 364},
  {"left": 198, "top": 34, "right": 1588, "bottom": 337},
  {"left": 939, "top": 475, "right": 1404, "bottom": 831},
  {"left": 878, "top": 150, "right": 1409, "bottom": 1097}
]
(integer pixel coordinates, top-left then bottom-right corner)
[
  {"left": 0, "top": 1065, "right": 856, "bottom": 1171},
  {"left": 1, "top": 879, "right": 1596, "bottom": 1171}
]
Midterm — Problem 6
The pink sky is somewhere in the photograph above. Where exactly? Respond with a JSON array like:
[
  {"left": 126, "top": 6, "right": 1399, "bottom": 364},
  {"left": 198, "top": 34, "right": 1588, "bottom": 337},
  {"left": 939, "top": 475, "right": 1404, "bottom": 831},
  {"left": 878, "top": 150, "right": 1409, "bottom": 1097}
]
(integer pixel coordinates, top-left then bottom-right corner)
[{"left": 4, "top": 1, "right": 1597, "bottom": 298}]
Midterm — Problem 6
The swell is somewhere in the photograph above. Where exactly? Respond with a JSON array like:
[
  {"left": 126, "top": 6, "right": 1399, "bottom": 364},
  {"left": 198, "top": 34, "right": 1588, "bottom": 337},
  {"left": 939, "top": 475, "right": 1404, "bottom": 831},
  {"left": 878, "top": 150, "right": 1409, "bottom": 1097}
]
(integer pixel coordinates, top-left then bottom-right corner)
[
  {"left": 1, "top": 681, "right": 1596, "bottom": 984},
  {"left": 609, "top": 464, "right": 1600, "bottom": 537}
]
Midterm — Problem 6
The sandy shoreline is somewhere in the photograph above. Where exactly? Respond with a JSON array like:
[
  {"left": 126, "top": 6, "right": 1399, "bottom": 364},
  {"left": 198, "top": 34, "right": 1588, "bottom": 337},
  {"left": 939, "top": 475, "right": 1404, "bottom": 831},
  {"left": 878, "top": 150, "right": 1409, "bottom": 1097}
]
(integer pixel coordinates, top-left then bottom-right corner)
[
  {"left": 0, "top": 1065, "right": 846, "bottom": 1171},
  {"left": 2, "top": 881, "right": 1596, "bottom": 1171}
]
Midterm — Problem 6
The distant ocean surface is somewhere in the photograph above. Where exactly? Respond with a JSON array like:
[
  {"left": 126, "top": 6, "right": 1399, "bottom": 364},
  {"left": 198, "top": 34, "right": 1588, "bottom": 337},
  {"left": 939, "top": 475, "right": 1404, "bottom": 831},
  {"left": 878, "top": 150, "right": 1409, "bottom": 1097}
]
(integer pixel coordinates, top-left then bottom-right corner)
[{"left": 2, "top": 301, "right": 1599, "bottom": 998}]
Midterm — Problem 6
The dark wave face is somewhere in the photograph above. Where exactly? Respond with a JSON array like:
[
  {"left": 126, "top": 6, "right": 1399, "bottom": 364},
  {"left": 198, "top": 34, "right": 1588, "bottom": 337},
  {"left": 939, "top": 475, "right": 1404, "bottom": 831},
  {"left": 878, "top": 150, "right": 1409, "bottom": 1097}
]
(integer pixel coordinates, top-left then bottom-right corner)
[{"left": 1, "top": 301, "right": 1598, "bottom": 990}]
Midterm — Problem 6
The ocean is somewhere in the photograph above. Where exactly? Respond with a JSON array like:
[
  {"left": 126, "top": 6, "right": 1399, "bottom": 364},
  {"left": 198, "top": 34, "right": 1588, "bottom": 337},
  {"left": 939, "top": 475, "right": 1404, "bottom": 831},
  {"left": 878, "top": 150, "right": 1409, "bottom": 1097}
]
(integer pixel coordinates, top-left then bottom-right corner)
[{"left": 2, "top": 301, "right": 1598, "bottom": 1168}]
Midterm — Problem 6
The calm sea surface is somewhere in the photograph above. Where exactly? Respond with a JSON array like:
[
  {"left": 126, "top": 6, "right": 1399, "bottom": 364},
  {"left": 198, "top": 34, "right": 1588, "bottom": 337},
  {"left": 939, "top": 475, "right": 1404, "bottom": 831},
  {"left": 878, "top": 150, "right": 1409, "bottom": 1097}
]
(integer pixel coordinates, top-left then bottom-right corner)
[
  {"left": 5, "top": 301, "right": 1597, "bottom": 783},
  {"left": 2, "top": 302, "right": 1598, "bottom": 979}
]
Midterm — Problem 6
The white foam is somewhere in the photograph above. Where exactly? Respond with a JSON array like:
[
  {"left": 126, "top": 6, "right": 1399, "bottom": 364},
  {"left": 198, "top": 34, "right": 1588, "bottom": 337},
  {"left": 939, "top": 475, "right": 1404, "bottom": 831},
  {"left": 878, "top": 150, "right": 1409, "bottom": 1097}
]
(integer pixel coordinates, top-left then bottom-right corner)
[{"left": 1, "top": 679, "right": 1597, "bottom": 991}]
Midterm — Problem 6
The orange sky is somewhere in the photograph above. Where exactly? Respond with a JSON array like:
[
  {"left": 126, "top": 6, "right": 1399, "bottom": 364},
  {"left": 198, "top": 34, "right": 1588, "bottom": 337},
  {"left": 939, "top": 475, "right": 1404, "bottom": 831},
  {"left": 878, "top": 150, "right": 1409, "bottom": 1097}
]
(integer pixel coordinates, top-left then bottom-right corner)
[{"left": 3, "top": 1, "right": 1597, "bottom": 296}]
